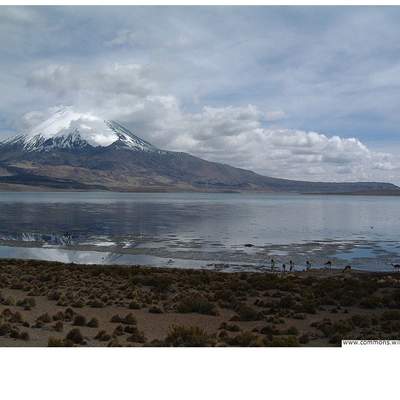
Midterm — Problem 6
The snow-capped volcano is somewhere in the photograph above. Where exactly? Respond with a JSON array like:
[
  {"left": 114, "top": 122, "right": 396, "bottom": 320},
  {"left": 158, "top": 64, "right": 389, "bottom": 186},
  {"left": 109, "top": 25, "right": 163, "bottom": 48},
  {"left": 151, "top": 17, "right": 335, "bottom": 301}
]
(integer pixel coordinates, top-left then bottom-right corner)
[
  {"left": 0, "top": 106, "right": 398, "bottom": 194},
  {"left": 0, "top": 107, "right": 158, "bottom": 153}
]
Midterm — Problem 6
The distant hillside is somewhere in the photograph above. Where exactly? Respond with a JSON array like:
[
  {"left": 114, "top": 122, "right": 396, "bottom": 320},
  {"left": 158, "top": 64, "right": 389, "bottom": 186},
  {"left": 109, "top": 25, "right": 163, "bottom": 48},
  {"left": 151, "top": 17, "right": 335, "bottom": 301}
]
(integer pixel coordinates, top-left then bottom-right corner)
[{"left": 0, "top": 107, "right": 399, "bottom": 194}]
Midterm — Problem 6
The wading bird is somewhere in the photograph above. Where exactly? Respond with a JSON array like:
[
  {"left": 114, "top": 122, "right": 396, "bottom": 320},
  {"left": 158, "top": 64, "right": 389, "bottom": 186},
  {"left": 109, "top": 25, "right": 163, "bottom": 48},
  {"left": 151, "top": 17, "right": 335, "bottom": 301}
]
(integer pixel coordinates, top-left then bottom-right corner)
[
  {"left": 391, "top": 263, "right": 400, "bottom": 272},
  {"left": 289, "top": 260, "right": 294, "bottom": 272},
  {"left": 343, "top": 265, "right": 351, "bottom": 273},
  {"left": 306, "top": 260, "right": 311, "bottom": 271},
  {"left": 324, "top": 260, "right": 332, "bottom": 271}
]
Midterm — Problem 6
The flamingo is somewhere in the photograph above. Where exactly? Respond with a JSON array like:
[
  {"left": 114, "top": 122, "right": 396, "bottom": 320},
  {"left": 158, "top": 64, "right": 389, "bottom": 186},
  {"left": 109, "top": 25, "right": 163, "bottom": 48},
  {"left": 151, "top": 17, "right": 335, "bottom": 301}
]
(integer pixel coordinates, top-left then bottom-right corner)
[
  {"left": 282, "top": 263, "right": 286, "bottom": 273},
  {"left": 391, "top": 263, "right": 400, "bottom": 273},
  {"left": 324, "top": 260, "right": 332, "bottom": 271},
  {"left": 306, "top": 260, "right": 311, "bottom": 271},
  {"left": 270, "top": 258, "right": 276, "bottom": 272},
  {"left": 342, "top": 265, "right": 351, "bottom": 273},
  {"left": 289, "top": 260, "right": 294, "bottom": 272}
]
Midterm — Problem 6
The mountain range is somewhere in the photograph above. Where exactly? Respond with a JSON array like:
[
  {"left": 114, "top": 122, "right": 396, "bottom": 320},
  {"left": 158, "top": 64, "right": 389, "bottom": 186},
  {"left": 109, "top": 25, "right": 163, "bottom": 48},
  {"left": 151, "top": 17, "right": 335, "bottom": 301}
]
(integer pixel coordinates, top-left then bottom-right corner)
[{"left": 0, "top": 107, "right": 399, "bottom": 194}]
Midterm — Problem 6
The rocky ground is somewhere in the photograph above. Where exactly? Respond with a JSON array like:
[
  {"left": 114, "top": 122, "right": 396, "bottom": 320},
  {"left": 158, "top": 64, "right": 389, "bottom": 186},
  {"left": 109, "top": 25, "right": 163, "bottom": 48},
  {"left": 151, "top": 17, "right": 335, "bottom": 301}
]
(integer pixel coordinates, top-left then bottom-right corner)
[{"left": 0, "top": 259, "right": 399, "bottom": 347}]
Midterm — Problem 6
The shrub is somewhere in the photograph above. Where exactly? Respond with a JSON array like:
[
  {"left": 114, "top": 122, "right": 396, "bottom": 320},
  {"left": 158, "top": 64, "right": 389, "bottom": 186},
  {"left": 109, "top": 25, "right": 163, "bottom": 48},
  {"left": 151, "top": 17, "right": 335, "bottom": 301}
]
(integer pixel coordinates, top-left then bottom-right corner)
[
  {"left": 331, "top": 320, "right": 353, "bottom": 336},
  {"left": 66, "top": 328, "right": 84, "bottom": 344},
  {"left": 4, "top": 296, "right": 15, "bottom": 306},
  {"left": 1, "top": 308, "right": 12, "bottom": 318},
  {"left": 16, "top": 297, "right": 36, "bottom": 309},
  {"left": 128, "top": 301, "right": 141, "bottom": 310},
  {"left": 286, "top": 326, "right": 299, "bottom": 335},
  {"left": 297, "top": 300, "right": 317, "bottom": 314},
  {"left": 123, "top": 313, "right": 137, "bottom": 325},
  {"left": 110, "top": 314, "right": 122, "bottom": 323},
  {"left": 53, "top": 321, "right": 64, "bottom": 332},
  {"left": 131, "top": 275, "right": 173, "bottom": 292},
  {"left": 177, "top": 296, "right": 217, "bottom": 316},
  {"left": 112, "top": 325, "right": 124, "bottom": 337},
  {"left": 329, "top": 335, "right": 343, "bottom": 346},
  {"left": 351, "top": 314, "right": 371, "bottom": 328},
  {"left": 87, "top": 318, "right": 99, "bottom": 328},
  {"left": 339, "top": 295, "right": 356, "bottom": 307},
  {"left": 233, "top": 304, "right": 259, "bottom": 321},
  {"left": 124, "top": 325, "right": 138, "bottom": 334},
  {"left": 311, "top": 319, "right": 333, "bottom": 337},
  {"left": 52, "top": 311, "right": 65, "bottom": 321},
  {"left": 10, "top": 328, "right": 20, "bottom": 339},
  {"left": 64, "top": 307, "right": 75, "bottom": 321},
  {"left": 47, "top": 290, "right": 62, "bottom": 301},
  {"left": 87, "top": 299, "right": 104, "bottom": 308},
  {"left": 19, "top": 331, "right": 29, "bottom": 341},
  {"left": 71, "top": 299, "right": 84, "bottom": 308},
  {"left": 0, "top": 323, "right": 12, "bottom": 336},
  {"left": 218, "top": 330, "right": 228, "bottom": 339},
  {"left": 94, "top": 330, "right": 111, "bottom": 341},
  {"left": 260, "top": 325, "right": 280, "bottom": 336},
  {"left": 214, "top": 289, "right": 235, "bottom": 303},
  {"left": 9, "top": 311, "right": 23, "bottom": 324},
  {"left": 73, "top": 315, "right": 87, "bottom": 326},
  {"left": 279, "top": 296, "right": 296, "bottom": 309},
  {"left": 126, "top": 327, "right": 146, "bottom": 343},
  {"left": 381, "top": 310, "right": 400, "bottom": 321},
  {"left": 164, "top": 325, "right": 213, "bottom": 347},
  {"left": 37, "top": 313, "right": 52, "bottom": 324},
  {"left": 224, "top": 332, "right": 260, "bottom": 347},
  {"left": 266, "top": 336, "right": 299, "bottom": 347},
  {"left": 219, "top": 322, "right": 240, "bottom": 332},
  {"left": 299, "top": 334, "right": 310, "bottom": 344},
  {"left": 381, "top": 320, "right": 400, "bottom": 334},
  {"left": 148, "top": 306, "right": 163, "bottom": 314},
  {"left": 360, "top": 296, "right": 382, "bottom": 309},
  {"left": 107, "top": 339, "right": 122, "bottom": 347},
  {"left": 48, "top": 337, "right": 65, "bottom": 347}
]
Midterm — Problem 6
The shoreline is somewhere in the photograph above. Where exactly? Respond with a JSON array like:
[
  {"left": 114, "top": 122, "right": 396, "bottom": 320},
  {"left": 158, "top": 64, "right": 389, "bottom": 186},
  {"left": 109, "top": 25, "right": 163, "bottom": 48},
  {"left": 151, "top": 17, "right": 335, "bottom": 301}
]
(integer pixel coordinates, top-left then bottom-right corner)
[
  {"left": 0, "top": 237, "right": 398, "bottom": 272},
  {"left": 0, "top": 258, "right": 399, "bottom": 347},
  {"left": 0, "top": 186, "right": 400, "bottom": 196}
]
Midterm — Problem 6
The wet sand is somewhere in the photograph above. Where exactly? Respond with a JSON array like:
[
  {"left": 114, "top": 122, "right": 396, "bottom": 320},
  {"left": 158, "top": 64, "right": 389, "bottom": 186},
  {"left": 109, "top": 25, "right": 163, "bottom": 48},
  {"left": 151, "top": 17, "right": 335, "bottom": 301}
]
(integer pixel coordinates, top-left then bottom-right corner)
[
  {"left": 1, "top": 236, "right": 399, "bottom": 272},
  {"left": 0, "top": 259, "right": 399, "bottom": 346}
]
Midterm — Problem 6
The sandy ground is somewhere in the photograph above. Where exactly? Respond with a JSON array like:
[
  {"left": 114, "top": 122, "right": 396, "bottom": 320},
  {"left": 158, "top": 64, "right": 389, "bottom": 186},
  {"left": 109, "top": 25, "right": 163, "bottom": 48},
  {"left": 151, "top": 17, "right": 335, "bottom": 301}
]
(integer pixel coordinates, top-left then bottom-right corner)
[{"left": 0, "top": 259, "right": 399, "bottom": 347}]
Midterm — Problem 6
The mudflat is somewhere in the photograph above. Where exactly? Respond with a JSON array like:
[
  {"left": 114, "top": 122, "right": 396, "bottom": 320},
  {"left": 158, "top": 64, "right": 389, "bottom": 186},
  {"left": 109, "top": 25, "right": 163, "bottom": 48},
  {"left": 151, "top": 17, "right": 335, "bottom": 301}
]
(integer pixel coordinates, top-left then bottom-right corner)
[{"left": 0, "top": 259, "right": 399, "bottom": 347}]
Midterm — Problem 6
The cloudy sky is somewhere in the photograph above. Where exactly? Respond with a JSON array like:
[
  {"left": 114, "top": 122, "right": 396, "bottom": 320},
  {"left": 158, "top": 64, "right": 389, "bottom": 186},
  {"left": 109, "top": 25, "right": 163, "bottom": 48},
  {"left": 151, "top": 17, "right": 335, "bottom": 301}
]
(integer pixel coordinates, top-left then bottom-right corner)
[{"left": 1, "top": 6, "right": 400, "bottom": 184}]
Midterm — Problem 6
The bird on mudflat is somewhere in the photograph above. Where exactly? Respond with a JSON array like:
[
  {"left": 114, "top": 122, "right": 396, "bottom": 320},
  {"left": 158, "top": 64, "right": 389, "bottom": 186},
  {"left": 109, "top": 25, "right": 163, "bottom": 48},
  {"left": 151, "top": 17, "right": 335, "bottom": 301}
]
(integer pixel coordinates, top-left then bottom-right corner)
[
  {"left": 324, "top": 260, "right": 332, "bottom": 271},
  {"left": 391, "top": 263, "right": 400, "bottom": 272},
  {"left": 342, "top": 265, "right": 351, "bottom": 272}
]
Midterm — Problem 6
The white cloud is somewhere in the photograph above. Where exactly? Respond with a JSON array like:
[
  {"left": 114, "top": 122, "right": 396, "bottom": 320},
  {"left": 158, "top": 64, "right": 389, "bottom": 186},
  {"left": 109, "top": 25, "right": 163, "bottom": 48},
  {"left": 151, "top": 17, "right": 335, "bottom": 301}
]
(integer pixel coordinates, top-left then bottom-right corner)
[
  {"left": 0, "top": 7, "right": 40, "bottom": 24},
  {"left": 27, "top": 63, "right": 157, "bottom": 97},
  {"left": 159, "top": 105, "right": 399, "bottom": 183}
]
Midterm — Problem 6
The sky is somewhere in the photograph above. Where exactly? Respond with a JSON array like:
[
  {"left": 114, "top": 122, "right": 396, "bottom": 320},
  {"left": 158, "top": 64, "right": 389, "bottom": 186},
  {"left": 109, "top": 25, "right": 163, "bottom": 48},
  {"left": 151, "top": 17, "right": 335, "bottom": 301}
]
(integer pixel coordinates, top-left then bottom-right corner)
[{"left": 1, "top": 6, "right": 400, "bottom": 184}]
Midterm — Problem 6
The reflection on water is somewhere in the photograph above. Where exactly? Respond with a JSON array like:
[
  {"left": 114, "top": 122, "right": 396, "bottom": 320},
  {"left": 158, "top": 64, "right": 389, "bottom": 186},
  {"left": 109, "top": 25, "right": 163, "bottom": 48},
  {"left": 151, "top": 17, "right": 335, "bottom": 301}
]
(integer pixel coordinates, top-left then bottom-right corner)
[
  {"left": 0, "top": 191, "right": 399, "bottom": 270},
  {"left": 0, "top": 245, "right": 258, "bottom": 272},
  {"left": 335, "top": 247, "right": 377, "bottom": 260},
  {"left": 0, "top": 232, "right": 74, "bottom": 246}
]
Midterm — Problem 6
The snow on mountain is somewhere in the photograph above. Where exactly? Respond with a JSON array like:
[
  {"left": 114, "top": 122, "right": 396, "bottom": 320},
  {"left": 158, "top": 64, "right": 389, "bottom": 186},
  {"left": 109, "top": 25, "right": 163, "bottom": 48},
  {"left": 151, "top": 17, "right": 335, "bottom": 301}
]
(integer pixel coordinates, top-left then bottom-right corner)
[{"left": 0, "top": 106, "right": 159, "bottom": 153}]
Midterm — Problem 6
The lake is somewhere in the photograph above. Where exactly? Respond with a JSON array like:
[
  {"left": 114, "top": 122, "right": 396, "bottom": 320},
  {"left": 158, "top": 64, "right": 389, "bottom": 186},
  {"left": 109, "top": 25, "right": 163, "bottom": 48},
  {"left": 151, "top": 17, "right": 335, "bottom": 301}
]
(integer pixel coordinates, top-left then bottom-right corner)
[{"left": 0, "top": 191, "right": 399, "bottom": 271}]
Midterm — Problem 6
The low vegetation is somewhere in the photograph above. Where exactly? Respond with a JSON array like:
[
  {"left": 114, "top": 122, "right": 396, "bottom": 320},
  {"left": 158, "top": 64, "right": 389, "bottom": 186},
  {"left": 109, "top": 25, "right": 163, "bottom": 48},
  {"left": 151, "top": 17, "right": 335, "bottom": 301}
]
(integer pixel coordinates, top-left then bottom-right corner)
[{"left": 0, "top": 259, "right": 399, "bottom": 346}]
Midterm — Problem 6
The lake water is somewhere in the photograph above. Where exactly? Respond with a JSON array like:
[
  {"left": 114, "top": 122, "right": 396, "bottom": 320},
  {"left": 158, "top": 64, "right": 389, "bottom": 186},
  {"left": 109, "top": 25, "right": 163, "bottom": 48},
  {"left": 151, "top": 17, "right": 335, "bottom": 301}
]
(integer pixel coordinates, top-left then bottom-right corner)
[{"left": 0, "top": 191, "right": 399, "bottom": 271}]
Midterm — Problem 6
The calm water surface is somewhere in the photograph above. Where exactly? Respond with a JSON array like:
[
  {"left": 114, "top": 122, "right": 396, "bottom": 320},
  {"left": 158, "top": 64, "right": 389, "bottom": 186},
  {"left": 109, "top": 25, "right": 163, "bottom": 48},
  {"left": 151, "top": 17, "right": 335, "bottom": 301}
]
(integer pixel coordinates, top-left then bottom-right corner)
[{"left": 0, "top": 192, "right": 399, "bottom": 271}]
